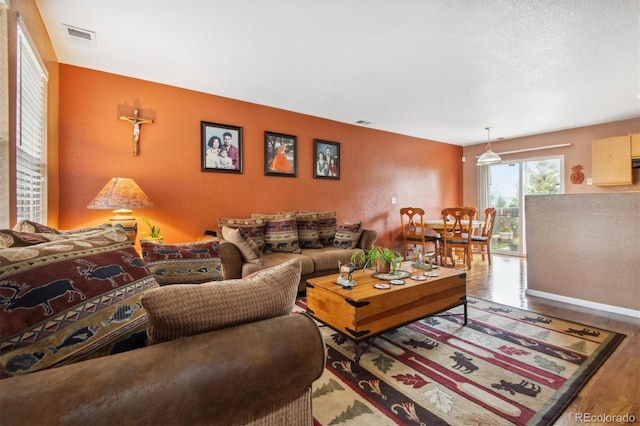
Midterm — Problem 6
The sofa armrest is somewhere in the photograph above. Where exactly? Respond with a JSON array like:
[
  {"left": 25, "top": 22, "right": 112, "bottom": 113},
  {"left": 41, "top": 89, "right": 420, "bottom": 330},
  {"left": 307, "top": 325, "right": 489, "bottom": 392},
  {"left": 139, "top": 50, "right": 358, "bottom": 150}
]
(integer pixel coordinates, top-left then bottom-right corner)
[
  {"left": 219, "top": 239, "right": 243, "bottom": 279},
  {"left": 358, "top": 229, "right": 378, "bottom": 250},
  {"left": 0, "top": 314, "right": 325, "bottom": 426}
]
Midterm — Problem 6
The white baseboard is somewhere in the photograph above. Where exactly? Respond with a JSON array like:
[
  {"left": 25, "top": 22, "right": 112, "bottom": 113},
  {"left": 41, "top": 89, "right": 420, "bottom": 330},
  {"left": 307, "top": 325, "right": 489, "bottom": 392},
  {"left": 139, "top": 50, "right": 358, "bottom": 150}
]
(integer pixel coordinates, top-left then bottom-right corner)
[{"left": 525, "top": 289, "right": 640, "bottom": 319}]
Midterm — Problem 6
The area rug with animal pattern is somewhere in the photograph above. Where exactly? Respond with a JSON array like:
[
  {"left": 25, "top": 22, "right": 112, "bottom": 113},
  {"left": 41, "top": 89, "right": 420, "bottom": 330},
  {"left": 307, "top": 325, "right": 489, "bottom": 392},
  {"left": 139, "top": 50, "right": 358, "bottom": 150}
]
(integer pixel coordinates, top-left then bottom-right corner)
[{"left": 293, "top": 297, "right": 625, "bottom": 426}]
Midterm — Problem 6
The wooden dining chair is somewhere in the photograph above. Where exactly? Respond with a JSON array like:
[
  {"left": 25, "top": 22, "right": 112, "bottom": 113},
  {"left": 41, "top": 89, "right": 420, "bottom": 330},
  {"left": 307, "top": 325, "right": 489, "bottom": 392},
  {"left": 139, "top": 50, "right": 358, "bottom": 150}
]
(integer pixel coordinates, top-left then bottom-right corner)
[
  {"left": 441, "top": 206, "right": 477, "bottom": 269},
  {"left": 471, "top": 207, "right": 497, "bottom": 265},
  {"left": 400, "top": 207, "right": 439, "bottom": 261}
]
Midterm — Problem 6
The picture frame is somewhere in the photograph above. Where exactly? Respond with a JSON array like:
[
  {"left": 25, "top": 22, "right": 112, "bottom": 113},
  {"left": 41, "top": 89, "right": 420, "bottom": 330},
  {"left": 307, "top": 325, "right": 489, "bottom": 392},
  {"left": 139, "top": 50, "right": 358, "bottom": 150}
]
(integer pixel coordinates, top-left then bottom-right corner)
[
  {"left": 201, "top": 121, "right": 243, "bottom": 173},
  {"left": 264, "top": 131, "right": 297, "bottom": 177},
  {"left": 313, "top": 139, "right": 340, "bottom": 180}
]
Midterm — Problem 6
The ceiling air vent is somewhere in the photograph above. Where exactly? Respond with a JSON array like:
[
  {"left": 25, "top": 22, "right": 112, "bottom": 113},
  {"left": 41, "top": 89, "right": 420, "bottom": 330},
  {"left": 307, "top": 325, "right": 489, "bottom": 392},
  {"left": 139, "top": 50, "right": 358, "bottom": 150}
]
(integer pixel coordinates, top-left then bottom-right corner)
[{"left": 63, "top": 24, "right": 97, "bottom": 47}]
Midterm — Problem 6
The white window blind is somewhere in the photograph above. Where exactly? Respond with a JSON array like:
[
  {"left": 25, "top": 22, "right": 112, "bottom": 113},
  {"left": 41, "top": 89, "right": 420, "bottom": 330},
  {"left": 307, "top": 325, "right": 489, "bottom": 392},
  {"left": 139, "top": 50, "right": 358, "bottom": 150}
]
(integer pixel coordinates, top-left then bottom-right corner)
[
  {"left": 16, "top": 19, "right": 48, "bottom": 223},
  {"left": 0, "top": 3, "right": 9, "bottom": 227}
]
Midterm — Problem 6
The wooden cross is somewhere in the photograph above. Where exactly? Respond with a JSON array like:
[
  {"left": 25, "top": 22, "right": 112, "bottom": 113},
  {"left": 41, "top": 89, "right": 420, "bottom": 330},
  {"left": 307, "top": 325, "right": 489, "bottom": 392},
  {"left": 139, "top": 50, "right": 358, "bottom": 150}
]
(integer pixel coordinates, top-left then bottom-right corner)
[{"left": 119, "top": 109, "right": 153, "bottom": 155}]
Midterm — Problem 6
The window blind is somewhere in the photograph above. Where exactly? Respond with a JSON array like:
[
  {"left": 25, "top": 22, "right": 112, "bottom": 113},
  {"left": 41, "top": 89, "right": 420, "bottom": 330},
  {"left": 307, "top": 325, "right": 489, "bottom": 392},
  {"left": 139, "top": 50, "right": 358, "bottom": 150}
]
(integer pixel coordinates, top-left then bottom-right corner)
[
  {"left": 0, "top": 4, "right": 9, "bottom": 227},
  {"left": 16, "top": 19, "right": 48, "bottom": 223}
]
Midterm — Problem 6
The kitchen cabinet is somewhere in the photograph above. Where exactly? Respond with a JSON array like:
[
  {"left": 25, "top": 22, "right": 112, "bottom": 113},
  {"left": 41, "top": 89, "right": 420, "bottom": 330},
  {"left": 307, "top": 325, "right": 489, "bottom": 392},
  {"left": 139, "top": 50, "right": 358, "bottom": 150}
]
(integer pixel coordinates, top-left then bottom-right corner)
[
  {"left": 632, "top": 133, "right": 640, "bottom": 159},
  {"left": 591, "top": 135, "right": 632, "bottom": 186}
]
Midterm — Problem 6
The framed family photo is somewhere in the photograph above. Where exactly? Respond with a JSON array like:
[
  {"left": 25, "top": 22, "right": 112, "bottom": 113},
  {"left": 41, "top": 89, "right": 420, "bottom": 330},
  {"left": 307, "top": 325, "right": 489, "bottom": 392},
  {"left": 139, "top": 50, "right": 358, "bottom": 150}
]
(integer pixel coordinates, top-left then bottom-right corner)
[
  {"left": 264, "top": 131, "right": 297, "bottom": 177},
  {"left": 313, "top": 139, "right": 340, "bottom": 180},
  {"left": 201, "top": 121, "right": 243, "bottom": 173}
]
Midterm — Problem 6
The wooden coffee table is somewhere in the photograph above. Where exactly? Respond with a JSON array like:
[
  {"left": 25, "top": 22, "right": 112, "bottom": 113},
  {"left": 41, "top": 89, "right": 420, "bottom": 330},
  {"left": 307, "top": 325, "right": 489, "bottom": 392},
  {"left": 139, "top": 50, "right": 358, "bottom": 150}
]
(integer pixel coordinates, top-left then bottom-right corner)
[{"left": 306, "top": 262, "right": 467, "bottom": 362}]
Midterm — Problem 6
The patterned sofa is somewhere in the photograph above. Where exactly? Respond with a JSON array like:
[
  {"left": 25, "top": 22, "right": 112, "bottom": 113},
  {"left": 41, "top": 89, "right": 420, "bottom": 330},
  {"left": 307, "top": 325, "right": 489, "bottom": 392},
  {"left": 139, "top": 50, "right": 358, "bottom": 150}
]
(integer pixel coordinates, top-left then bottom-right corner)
[
  {"left": 0, "top": 222, "right": 325, "bottom": 425},
  {"left": 216, "top": 211, "right": 377, "bottom": 293}
]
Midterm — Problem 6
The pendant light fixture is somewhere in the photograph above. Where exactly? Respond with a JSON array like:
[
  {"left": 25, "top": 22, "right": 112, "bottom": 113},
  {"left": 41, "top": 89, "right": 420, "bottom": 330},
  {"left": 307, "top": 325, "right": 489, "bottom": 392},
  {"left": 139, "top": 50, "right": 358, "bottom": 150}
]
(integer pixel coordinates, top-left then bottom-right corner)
[{"left": 477, "top": 126, "right": 502, "bottom": 165}]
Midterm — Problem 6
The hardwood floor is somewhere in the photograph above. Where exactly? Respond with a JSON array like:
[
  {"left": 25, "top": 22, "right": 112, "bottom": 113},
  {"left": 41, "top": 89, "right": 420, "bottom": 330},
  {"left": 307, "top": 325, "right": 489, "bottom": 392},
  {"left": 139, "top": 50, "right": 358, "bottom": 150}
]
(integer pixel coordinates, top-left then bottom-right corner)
[{"left": 464, "top": 254, "right": 640, "bottom": 425}]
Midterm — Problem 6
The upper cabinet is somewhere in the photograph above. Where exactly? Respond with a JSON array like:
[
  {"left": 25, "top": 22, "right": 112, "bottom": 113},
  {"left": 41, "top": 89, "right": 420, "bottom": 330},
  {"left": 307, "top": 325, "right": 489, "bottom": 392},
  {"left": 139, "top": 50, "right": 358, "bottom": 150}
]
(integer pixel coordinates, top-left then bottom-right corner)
[
  {"left": 632, "top": 133, "right": 640, "bottom": 159},
  {"left": 591, "top": 135, "right": 633, "bottom": 186}
]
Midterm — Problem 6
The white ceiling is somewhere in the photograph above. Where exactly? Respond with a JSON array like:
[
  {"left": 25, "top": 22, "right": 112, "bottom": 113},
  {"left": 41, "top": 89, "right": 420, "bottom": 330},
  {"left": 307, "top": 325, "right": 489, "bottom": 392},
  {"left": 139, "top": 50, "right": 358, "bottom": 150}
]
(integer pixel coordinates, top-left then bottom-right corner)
[{"left": 35, "top": 0, "right": 640, "bottom": 146}]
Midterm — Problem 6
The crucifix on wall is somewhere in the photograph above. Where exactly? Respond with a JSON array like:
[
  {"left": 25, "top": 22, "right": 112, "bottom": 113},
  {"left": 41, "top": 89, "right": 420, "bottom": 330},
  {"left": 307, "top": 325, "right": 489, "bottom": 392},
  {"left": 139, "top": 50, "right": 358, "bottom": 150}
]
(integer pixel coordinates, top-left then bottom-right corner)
[{"left": 119, "top": 109, "right": 153, "bottom": 155}]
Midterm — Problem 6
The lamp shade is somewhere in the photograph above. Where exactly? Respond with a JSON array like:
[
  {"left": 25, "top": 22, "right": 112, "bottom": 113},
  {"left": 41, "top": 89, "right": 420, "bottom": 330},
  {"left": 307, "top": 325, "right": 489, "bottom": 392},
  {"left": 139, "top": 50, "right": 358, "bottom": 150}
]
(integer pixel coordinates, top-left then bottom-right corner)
[
  {"left": 477, "top": 149, "right": 502, "bottom": 165},
  {"left": 476, "top": 126, "right": 502, "bottom": 166},
  {"left": 87, "top": 178, "right": 154, "bottom": 210}
]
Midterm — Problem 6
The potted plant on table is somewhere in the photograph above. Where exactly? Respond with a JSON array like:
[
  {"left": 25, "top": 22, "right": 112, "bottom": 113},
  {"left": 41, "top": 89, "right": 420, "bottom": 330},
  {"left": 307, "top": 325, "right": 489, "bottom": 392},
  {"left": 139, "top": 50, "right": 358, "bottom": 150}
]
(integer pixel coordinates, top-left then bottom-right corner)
[
  {"left": 140, "top": 216, "right": 163, "bottom": 243},
  {"left": 351, "top": 246, "right": 401, "bottom": 275}
]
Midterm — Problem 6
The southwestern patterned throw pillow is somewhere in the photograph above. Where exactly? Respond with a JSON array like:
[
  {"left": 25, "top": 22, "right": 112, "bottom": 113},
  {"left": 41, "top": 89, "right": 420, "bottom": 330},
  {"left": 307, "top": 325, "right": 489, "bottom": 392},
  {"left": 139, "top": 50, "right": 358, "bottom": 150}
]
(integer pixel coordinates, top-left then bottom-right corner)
[
  {"left": 0, "top": 227, "right": 158, "bottom": 378},
  {"left": 12, "top": 220, "right": 112, "bottom": 236},
  {"left": 217, "top": 217, "right": 268, "bottom": 253},
  {"left": 255, "top": 213, "right": 301, "bottom": 254},
  {"left": 12, "top": 219, "right": 61, "bottom": 234},
  {"left": 141, "top": 240, "right": 223, "bottom": 285},
  {"left": 308, "top": 211, "right": 338, "bottom": 246},
  {"left": 221, "top": 226, "right": 263, "bottom": 265},
  {"left": 0, "top": 230, "right": 51, "bottom": 248},
  {"left": 295, "top": 213, "right": 323, "bottom": 249},
  {"left": 5, "top": 222, "right": 117, "bottom": 248},
  {"left": 333, "top": 221, "right": 363, "bottom": 249}
]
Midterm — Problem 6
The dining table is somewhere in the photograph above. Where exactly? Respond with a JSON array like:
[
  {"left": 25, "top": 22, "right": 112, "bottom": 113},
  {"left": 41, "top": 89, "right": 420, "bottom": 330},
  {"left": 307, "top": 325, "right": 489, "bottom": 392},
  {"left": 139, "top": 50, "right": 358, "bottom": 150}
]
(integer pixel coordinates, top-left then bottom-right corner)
[
  {"left": 423, "top": 219, "right": 484, "bottom": 234},
  {"left": 422, "top": 218, "right": 485, "bottom": 267}
]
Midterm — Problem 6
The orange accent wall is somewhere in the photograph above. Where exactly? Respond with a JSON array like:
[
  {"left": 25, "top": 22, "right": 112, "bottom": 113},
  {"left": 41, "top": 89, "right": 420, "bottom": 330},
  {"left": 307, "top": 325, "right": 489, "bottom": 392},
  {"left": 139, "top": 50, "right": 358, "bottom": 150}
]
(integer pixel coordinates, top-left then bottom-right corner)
[{"left": 58, "top": 65, "right": 462, "bottom": 250}]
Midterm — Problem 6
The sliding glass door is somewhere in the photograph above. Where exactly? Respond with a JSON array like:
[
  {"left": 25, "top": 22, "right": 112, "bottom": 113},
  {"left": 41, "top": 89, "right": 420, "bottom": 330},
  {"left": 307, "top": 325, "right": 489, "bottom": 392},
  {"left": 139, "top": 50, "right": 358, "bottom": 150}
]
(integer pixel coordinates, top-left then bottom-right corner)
[{"left": 486, "top": 156, "right": 563, "bottom": 256}]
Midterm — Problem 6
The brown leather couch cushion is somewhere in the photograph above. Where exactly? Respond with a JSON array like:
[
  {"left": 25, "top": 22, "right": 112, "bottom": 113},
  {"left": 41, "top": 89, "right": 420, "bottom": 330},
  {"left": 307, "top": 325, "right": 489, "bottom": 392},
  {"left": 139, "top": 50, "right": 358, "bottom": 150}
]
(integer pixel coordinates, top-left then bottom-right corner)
[
  {"left": 0, "top": 314, "right": 325, "bottom": 426},
  {"left": 303, "top": 246, "right": 361, "bottom": 272},
  {"left": 242, "top": 251, "right": 315, "bottom": 278}
]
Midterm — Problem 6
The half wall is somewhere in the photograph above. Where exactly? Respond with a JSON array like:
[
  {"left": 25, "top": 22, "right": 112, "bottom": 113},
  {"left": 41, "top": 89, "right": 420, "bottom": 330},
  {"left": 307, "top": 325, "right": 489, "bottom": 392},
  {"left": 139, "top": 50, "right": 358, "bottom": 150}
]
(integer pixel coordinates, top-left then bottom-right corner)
[{"left": 525, "top": 192, "right": 640, "bottom": 316}]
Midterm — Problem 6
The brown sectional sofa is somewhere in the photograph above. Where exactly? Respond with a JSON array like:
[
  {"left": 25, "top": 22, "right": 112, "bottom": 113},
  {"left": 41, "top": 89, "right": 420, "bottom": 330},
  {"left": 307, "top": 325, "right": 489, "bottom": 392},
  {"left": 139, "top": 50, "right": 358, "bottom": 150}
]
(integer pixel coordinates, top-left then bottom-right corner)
[
  {"left": 1, "top": 314, "right": 325, "bottom": 425},
  {"left": 220, "top": 229, "right": 377, "bottom": 293},
  {"left": 0, "top": 223, "right": 325, "bottom": 425},
  {"left": 216, "top": 211, "right": 378, "bottom": 293}
]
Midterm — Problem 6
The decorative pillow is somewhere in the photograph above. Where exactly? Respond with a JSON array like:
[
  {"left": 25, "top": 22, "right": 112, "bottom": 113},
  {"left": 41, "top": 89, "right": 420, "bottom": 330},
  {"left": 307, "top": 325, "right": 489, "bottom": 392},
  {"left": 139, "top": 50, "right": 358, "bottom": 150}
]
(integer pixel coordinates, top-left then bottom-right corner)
[
  {"left": 0, "top": 228, "right": 158, "bottom": 378},
  {"left": 275, "top": 211, "right": 298, "bottom": 217},
  {"left": 251, "top": 211, "right": 296, "bottom": 222},
  {"left": 252, "top": 211, "right": 297, "bottom": 220},
  {"left": 12, "top": 220, "right": 112, "bottom": 236},
  {"left": 295, "top": 213, "right": 323, "bottom": 249},
  {"left": 141, "top": 240, "right": 223, "bottom": 285},
  {"left": 333, "top": 221, "right": 363, "bottom": 249},
  {"left": 261, "top": 214, "right": 300, "bottom": 253},
  {"left": 217, "top": 217, "right": 267, "bottom": 252},
  {"left": 221, "top": 226, "right": 263, "bottom": 265},
  {"left": 0, "top": 226, "right": 128, "bottom": 248},
  {"left": 141, "top": 258, "right": 301, "bottom": 345},
  {"left": 12, "top": 220, "right": 60, "bottom": 233},
  {"left": 0, "top": 230, "right": 51, "bottom": 248},
  {"left": 302, "top": 211, "right": 337, "bottom": 246}
]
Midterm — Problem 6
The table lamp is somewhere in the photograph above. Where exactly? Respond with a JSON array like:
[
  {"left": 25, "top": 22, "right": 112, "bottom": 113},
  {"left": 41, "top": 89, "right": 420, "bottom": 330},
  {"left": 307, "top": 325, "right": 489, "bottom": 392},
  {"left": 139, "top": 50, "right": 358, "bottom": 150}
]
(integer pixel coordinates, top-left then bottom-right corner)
[{"left": 87, "top": 177, "right": 155, "bottom": 243}]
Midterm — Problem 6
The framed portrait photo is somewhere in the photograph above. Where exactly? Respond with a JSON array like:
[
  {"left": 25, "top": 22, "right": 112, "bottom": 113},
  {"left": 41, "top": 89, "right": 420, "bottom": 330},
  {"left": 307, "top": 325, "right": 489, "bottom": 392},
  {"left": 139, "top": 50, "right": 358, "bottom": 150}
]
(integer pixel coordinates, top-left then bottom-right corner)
[
  {"left": 201, "top": 121, "right": 243, "bottom": 173},
  {"left": 313, "top": 139, "right": 340, "bottom": 180},
  {"left": 264, "top": 131, "right": 297, "bottom": 177}
]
